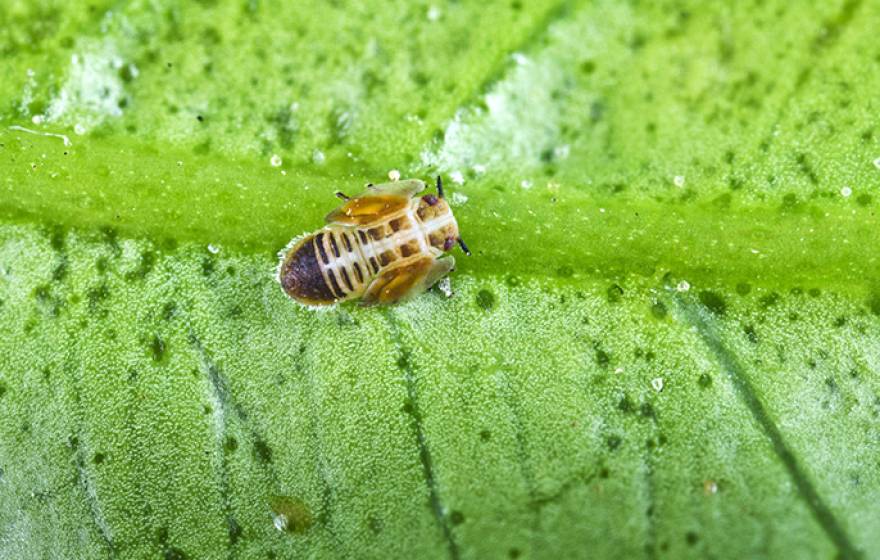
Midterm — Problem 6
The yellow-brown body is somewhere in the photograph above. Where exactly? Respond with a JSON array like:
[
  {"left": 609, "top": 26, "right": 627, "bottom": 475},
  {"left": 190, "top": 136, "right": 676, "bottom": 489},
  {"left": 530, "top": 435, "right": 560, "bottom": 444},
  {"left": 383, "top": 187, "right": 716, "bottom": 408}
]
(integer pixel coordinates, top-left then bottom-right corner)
[{"left": 277, "top": 179, "right": 464, "bottom": 306}]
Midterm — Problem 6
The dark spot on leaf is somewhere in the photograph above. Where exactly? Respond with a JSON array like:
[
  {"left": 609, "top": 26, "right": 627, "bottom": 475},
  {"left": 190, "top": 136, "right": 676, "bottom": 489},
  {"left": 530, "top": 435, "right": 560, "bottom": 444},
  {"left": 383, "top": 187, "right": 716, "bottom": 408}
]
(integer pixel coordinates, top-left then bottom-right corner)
[
  {"left": 93, "top": 452, "right": 105, "bottom": 465},
  {"left": 161, "top": 301, "right": 177, "bottom": 321},
  {"left": 698, "top": 290, "right": 727, "bottom": 316},
  {"left": 401, "top": 399, "right": 414, "bottom": 416},
  {"left": 607, "top": 283, "right": 624, "bottom": 303},
  {"left": 49, "top": 226, "right": 65, "bottom": 251},
  {"left": 224, "top": 436, "right": 238, "bottom": 453},
  {"left": 476, "top": 289, "right": 495, "bottom": 311},
  {"left": 743, "top": 324, "right": 758, "bottom": 344},
  {"left": 794, "top": 153, "right": 818, "bottom": 185},
  {"left": 227, "top": 517, "right": 242, "bottom": 545},
  {"left": 595, "top": 349, "right": 610, "bottom": 369},
  {"left": 640, "top": 402, "right": 655, "bottom": 420},
  {"left": 0, "top": 381, "right": 6, "bottom": 399},
  {"left": 33, "top": 284, "right": 51, "bottom": 302},
  {"left": 599, "top": 467, "right": 610, "bottom": 479},
  {"left": 150, "top": 335, "right": 166, "bottom": 362},
  {"left": 735, "top": 282, "right": 751, "bottom": 296},
  {"left": 759, "top": 292, "right": 780, "bottom": 309},
  {"left": 651, "top": 301, "right": 667, "bottom": 319},
  {"left": 202, "top": 257, "right": 215, "bottom": 276},
  {"left": 164, "top": 547, "right": 188, "bottom": 560},
  {"left": 449, "top": 511, "right": 465, "bottom": 526},
  {"left": 52, "top": 258, "right": 68, "bottom": 282},
  {"left": 253, "top": 439, "right": 273, "bottom": 463},
  {"left": 685, "top": 531, "right": 699, "bottom": 545},
  {"left": 580, "top": 60, "right": 595, "bottom": 74},
  {"left": 606, "top": 435, "right": 622, "bottom": 451},
  {"left": 556, "top": 265, "right": 574, "bottom": 278},
  {"left": 368, "top": 515, "right": 383, "bottom": 534},
  {"left": 618, "top": 395, "right": 634, "bottom": 414},
  {"left": 825, "top": 377, "right": 838, "bottom": 392},
  {"left": 868, "top": 294, "right": 880, "bottom": 316},
  {"left": 856, "top": 194, "right": 872, "bottom": 207},
  {"left": 698, "top": 373, "right": 713, "bottom": 388},
  {"left": 397, "top": 350, "right": 410, "bottom": 371},
  {"left": 479, "top": 429, "right": 491, "bottom": 442},
  {"left": 508, "top": 548, "right": 522, "bottom": 559},
  {"left": 808, "top": 288, "right": 821, "bottom": 298}
]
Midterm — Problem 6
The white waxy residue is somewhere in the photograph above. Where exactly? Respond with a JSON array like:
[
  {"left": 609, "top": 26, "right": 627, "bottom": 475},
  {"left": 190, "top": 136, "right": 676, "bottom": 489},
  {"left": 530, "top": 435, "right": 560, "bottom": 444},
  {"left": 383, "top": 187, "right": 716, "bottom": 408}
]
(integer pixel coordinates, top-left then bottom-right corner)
[
  {"left": 676, "top": 280, "right": 690, "bottom": 292},
  {"left": 450, "top": 192, "right": 469, "bottom": 206},
  {"left": 312, "top": 149, "right": 325, "bottom": 164},
  {"left": 388, "top": 169, "right": 401, "bottom": 181},
  {"left": 8, "top": 126, "right": 72, "bottom": 147},
  {"left": 450, "top": 170, "right": 465, "bottom": 185},
  {"left": 673, "top": 175, "right": 685, "bottom": 188},
  {"left": 270, "top": 154, "right": 283, "bottom": 167},
  {"left": 651, "top": 377, "right": 664, "bottom": 392},
  {"left": 840, "top": 186, "right": 852, "bottom": 198},
  {"left": 45, "top": 40, "right": 128, "bottom": 130},
  {"left": 437, "top": 277, "right": 453, "bottom": 297}
]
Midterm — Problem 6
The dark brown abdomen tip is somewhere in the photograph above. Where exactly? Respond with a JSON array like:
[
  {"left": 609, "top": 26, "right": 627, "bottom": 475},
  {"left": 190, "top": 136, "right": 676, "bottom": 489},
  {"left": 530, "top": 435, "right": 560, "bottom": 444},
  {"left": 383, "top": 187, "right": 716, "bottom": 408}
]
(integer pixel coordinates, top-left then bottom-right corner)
[{"left": 279, "top": 236, "right": 337, "bottom": 305}]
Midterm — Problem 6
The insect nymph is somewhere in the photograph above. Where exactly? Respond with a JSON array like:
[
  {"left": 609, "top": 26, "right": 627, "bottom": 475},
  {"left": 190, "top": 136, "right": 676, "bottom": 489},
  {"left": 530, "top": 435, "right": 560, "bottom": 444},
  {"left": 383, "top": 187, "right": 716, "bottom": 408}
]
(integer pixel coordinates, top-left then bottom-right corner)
[{"left": 277, "top": 177, "right": 469, "bottom": 306}]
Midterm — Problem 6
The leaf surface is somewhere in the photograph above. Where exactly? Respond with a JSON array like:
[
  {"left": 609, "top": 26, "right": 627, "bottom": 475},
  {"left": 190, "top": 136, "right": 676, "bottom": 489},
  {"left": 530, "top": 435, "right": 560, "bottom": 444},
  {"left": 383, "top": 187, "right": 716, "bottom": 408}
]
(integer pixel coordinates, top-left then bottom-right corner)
[{"left": 1, "top": 0, "right": 879, "bottom": 558}]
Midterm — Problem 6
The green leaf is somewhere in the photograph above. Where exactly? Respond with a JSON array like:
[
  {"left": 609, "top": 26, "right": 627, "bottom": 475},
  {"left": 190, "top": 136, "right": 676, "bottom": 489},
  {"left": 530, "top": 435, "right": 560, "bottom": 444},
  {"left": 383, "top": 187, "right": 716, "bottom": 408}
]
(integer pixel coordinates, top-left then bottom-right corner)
[{"left": 1, "top": 1, "right": 879, "bottom": 558}]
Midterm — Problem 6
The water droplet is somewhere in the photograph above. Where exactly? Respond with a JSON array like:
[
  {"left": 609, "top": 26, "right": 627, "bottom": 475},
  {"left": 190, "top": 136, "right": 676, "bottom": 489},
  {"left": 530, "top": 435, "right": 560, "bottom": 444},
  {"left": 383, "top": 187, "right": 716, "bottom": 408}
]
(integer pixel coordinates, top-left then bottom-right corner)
[
  {"left": 270, "top": 154, "right": 282, "bottom": 167},
  {"left": 676, "top": 280, "right": 690, "bottom": 292},
  {"left": 312, "top": 149, "right": 325, "bottom": 164},
  {"left": 511, "top": 52, "right": 529, "bottom": 65},
  {"left": 269, "top": 496, "right": 313, "bottom": 534},
  {"left": 651, "top": 377, "right": 664, "bottom": 392},
  {"left": 74, "top": 123, "right": 86, "bottom": 135},
  {"left": 31, "top": 114, "right": 44, "bottom": 125},
  {"left": 703, "top": 480, "right": 718, "bottom": 495},
  {"left": 520, "top": 179, "right": 533, "bottom": 190},
  {"left": 673, "top": 175, "right": 685, "bottom": 188},
  {"left": 840, "top": 186, "right": 852, "bottom": 198},
  {"left": 207, "top": 244, "right": 220, "bottom": 254},
  {"left": 426, "top": 5, "right": 441, "bottom": 21},
  {"left": 450, "top": 170, "right": 465, "bottom": 184},
  {"left": 873, "top": 157, "right": 880, "bottom": 170},
  {"left": 388, "top": 169, "right": 400, "bottom": 181}
]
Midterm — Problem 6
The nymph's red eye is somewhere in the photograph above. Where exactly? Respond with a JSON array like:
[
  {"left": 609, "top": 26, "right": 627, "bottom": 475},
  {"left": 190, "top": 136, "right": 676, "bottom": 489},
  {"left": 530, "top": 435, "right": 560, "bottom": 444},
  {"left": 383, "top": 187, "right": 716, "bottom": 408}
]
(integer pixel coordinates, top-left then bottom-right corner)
[
  {"left": 443, "top": 236, "right": 455, "bottom": 251},
  {"left": 422, "top": 194, "right": 438, "bottom": 206}
]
